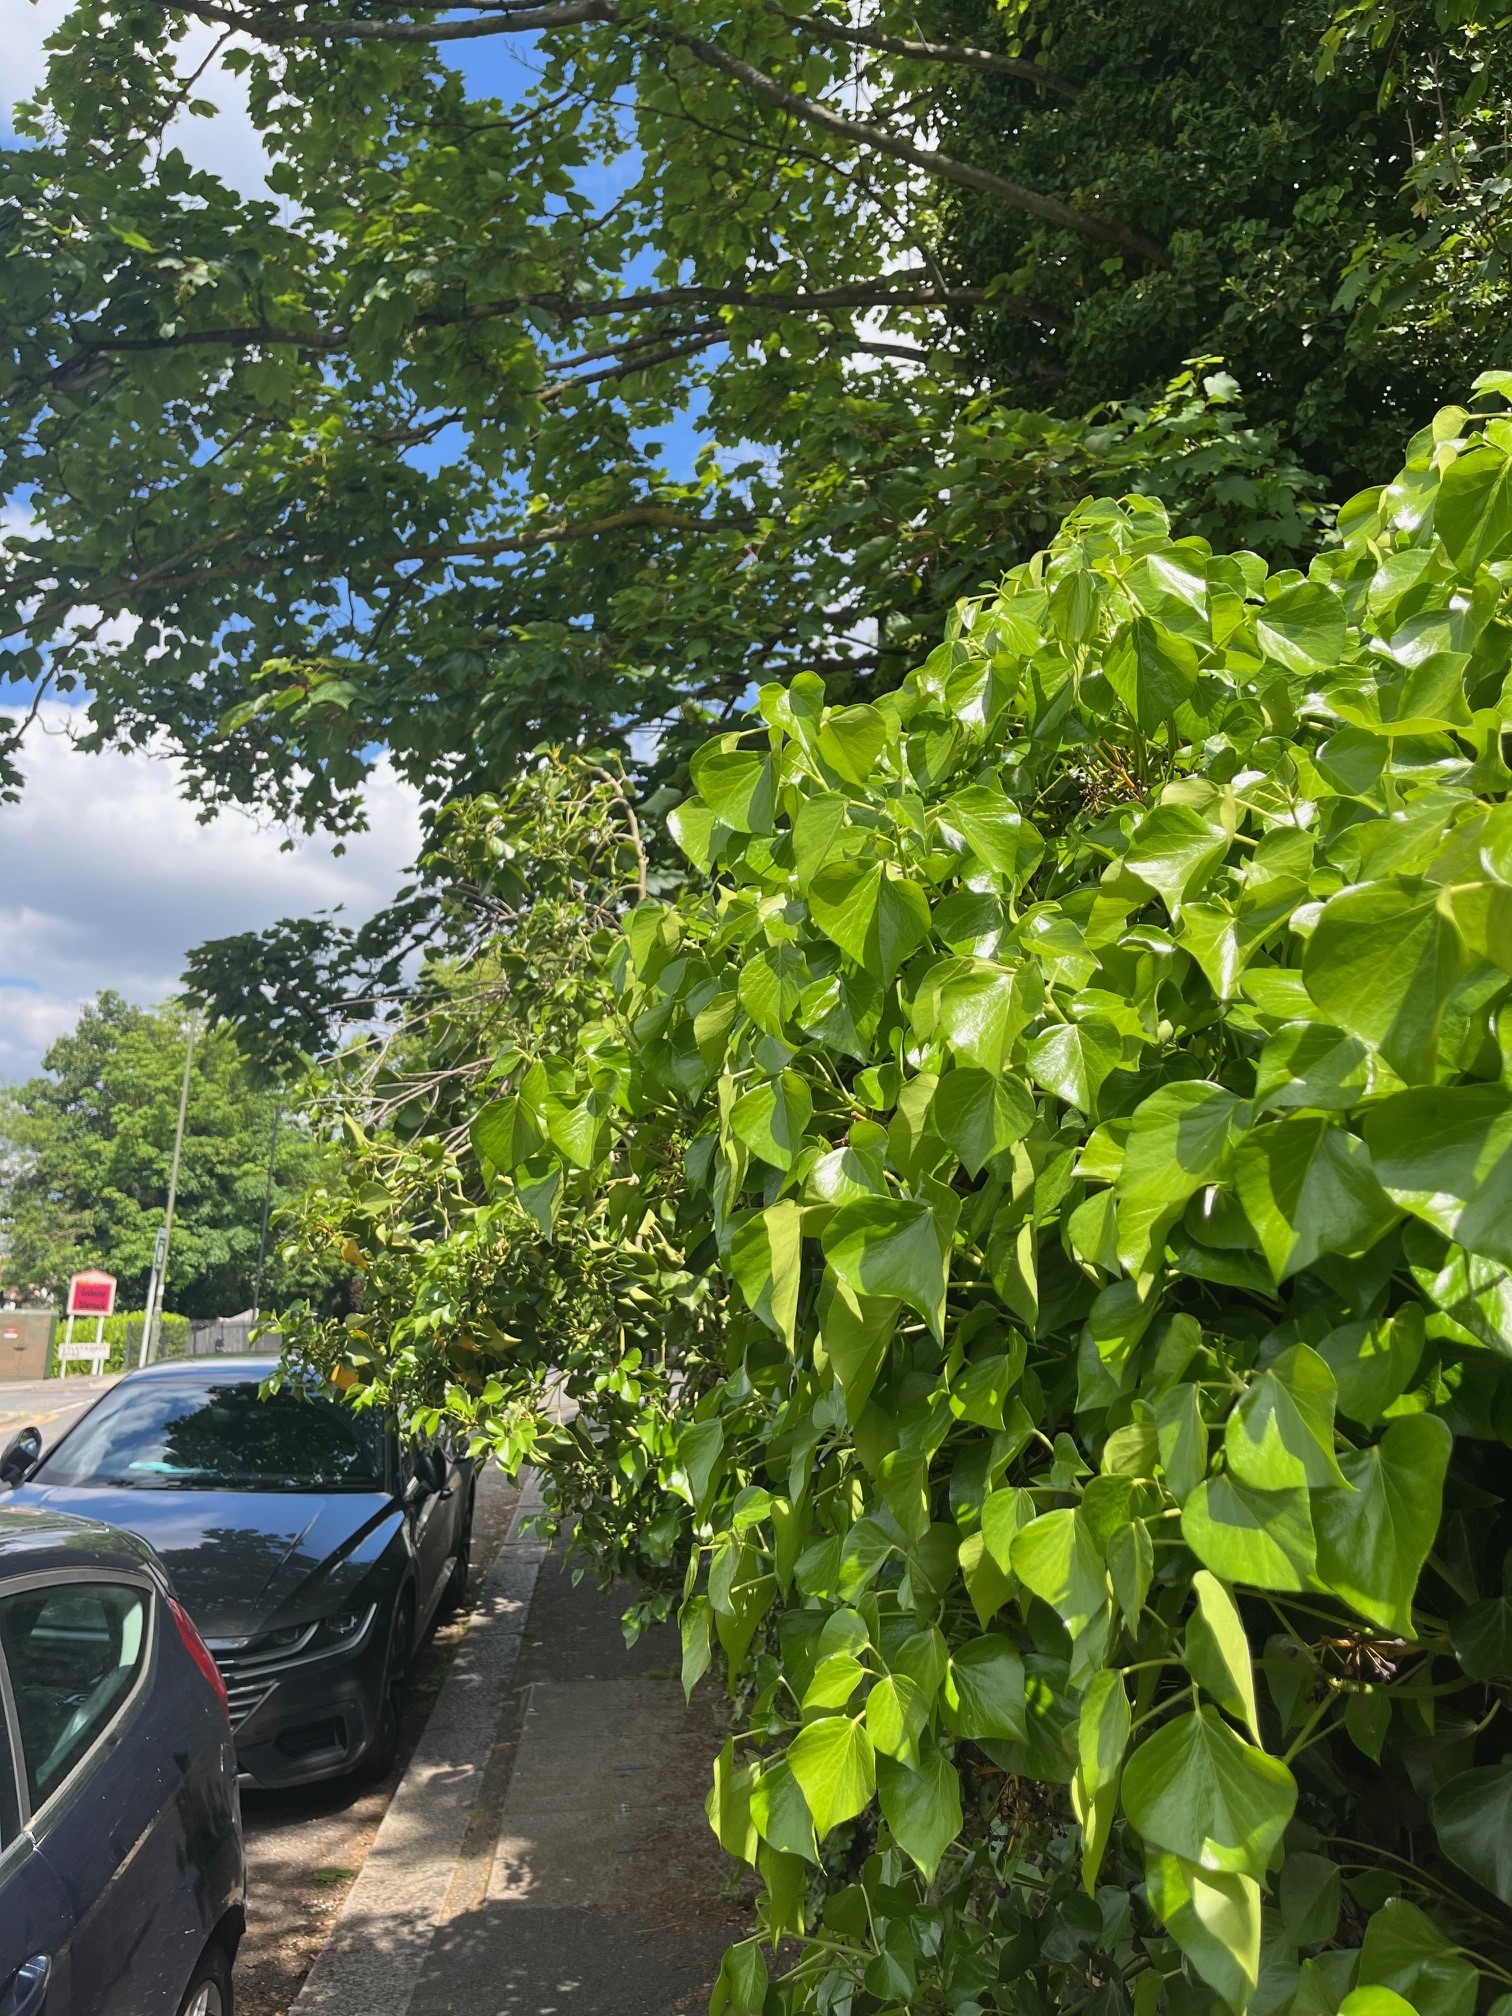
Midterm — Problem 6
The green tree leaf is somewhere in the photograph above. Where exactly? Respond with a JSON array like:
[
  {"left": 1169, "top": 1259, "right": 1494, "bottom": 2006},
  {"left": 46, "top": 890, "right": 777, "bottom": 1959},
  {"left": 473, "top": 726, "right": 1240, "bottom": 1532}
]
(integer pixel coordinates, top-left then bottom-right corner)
[
  {"left": 1233, "top": 1118, "right": 1399, "bottom": 1280},
  {"left": 786, "top": 1714, "right": 876, "bottom": 1837},
  {"left": 1182, "top": 1476, "right": 1317, "bottom": 1591},
  {"left": 1363, "top": 1086, "right": 1512, "bottom": 1270},
  {"left": 1122, "top": 1706, "right": 1296, "bottom": 1877},
  {"left": 809, "top": 859, "right": 931, "bottom": 981},
  {"left": 1432, "top": 1763, "right": 1512, "bottom": 1904},
  {"left": 877, "top": 1746, "right": 963, "bottom": 1879},
  {"left": 1224, "top": 1344, "right": 1347, "bottom": 1491},
  {"left": 823, "top": 1196, "right": 950, "bottom": 1338},
  {"left": 1314, "top": 1415, "right": 1452, "bottom": 1638},
  {"left": 1186, "top": 1571, "right": 1261, "bottom": 1739},
  {"left": 1303, "top": 880, "right": 1462, "bottom": 1084},
  {"left": 1144, "top": 1849, "right": 1261, "bottom": 2011}
]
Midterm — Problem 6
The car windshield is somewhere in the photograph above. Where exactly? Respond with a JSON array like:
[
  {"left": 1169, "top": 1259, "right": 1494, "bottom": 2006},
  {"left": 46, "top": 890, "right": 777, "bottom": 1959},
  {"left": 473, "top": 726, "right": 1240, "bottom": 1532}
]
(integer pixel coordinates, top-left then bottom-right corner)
[{"left": 38, "top": 1377, "right": 388, "bottom": 1492}]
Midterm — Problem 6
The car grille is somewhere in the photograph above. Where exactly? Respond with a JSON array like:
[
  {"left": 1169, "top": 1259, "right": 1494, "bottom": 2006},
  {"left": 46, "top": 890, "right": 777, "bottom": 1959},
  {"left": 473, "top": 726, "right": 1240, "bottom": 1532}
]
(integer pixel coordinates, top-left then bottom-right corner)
[{"left": 218, "top": 1666, "right": 277, "bottom": 1731}]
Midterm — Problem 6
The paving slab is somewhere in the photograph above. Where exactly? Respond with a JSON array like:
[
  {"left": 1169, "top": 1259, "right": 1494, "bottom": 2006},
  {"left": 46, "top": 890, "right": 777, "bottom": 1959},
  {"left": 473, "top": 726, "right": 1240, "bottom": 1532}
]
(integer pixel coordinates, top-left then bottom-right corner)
[{"left": 406, "top": 1550, "right": 741, "bottom": 2016}]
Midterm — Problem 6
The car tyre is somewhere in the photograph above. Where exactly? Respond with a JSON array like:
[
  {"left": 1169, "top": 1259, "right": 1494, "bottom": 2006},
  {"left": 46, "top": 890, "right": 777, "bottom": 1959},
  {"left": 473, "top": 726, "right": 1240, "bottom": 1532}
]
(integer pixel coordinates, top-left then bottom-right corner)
[
  {"left": 353, "top": 1592, "right": 412, "bottom": 1784},
  {"left": 177, "top": 1939, "right": 233, "bottom": 2016},
  {"left": 441, "top": 1490, "right": 474, "bottom": 1614}
]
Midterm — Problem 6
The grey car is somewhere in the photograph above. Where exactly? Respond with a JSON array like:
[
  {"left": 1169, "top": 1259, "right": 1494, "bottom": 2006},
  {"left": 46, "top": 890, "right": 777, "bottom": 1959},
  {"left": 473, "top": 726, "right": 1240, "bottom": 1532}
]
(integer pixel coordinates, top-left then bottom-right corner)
[{"left": 0, "top": 1503, "right": 245, "bottom": 2016}]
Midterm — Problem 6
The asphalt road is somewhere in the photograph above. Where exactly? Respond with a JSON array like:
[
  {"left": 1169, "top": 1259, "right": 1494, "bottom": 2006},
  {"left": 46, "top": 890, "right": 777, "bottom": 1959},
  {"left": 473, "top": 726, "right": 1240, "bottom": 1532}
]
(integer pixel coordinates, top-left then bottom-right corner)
[{"left": 0, "top": 1373, "right": 120, "bottom": 1454}]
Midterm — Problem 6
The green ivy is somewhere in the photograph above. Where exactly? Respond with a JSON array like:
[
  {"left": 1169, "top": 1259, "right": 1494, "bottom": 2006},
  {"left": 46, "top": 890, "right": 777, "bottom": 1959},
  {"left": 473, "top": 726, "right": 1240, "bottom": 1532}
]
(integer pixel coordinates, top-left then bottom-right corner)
[{"left": 314, "top": 385, "right": 1512, "bottom": 2016}]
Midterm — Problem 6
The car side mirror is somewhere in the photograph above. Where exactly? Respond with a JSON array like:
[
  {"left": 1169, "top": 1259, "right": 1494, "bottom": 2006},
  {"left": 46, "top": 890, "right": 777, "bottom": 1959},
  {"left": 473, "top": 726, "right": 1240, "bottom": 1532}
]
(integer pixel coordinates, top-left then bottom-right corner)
[
  {"left": 0, "top": 1426, "right": 42, "bottom": 1487},
  {"left": 403, "top": 1471, "right": 432, "bottom": 1510}
]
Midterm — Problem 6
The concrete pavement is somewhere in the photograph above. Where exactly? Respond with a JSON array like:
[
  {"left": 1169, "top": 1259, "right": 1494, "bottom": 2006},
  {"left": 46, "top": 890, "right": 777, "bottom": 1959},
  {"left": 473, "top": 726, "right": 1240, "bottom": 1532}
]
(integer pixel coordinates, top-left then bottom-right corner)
[{"left": 292, "top": 1476, "right": 740, "bottom": 2016}]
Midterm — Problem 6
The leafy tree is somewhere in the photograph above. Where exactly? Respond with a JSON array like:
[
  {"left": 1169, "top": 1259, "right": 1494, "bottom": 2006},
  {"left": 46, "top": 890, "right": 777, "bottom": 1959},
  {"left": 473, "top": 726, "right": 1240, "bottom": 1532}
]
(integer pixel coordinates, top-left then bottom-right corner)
[
  {"left": 286, "top": 391, "right": 1512, "bottom": 2014},
  {"left": 4, "top": 0, "right": 1507, "bottom": 830},
  {"left": 0, "top": 992, "right": 332, "bottom": 1314}
]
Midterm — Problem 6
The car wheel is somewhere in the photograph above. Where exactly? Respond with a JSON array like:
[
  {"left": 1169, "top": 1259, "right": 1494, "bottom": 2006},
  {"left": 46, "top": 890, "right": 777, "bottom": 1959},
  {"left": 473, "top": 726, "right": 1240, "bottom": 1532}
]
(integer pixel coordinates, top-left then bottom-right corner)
[
  {"left": 441, "top": 1491, "right": 474, "bottom": 1614},
  {"left": 353, "top": 1592, "right": 412, "bottom": 1784},
  {"left": 177, "top": 1940, "right": 233, "bottom": 2016}
]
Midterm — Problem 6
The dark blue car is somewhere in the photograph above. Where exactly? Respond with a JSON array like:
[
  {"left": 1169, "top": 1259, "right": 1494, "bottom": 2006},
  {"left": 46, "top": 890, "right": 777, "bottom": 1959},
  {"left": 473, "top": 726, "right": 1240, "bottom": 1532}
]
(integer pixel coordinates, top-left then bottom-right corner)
[
  {"left": 0, "top": 1502, "right": 245, "bottom": 2016},
  {"left": 4, "top": 1358, "right": 475, "bottom": 1788}
]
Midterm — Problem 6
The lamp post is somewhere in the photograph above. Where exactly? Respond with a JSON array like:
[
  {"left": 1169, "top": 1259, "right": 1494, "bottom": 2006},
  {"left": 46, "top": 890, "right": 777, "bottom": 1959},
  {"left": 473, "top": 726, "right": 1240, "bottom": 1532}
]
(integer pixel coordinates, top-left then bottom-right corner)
[
  {"left": 139, "top": 1011, "right": 197, "bottom": 1367},
  {"left": 251, "top": 1103, "right": 281, "bottom": 1320}
]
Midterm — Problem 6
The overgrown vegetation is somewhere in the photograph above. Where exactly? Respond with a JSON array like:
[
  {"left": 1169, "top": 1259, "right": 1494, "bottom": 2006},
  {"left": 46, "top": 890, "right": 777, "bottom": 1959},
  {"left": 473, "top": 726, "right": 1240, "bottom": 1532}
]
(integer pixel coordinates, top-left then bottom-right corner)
[{"left": 283, "top": 393, "right": 1512, "bottom": 2016}]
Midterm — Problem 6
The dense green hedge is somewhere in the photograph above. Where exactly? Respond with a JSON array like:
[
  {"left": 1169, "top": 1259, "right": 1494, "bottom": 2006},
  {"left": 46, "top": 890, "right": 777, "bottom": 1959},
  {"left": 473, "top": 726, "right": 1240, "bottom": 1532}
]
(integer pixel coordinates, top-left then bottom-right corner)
[{"left": 318, "top": 386, "right": 1512, "bottom": 2016}]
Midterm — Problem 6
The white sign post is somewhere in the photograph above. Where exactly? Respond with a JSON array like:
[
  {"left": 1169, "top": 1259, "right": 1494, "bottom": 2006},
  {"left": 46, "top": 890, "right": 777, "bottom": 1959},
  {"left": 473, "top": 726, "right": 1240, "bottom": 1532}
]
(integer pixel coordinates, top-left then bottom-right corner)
[{"left": 58, "top": 1271, "right": 117, "bottom": 1376}]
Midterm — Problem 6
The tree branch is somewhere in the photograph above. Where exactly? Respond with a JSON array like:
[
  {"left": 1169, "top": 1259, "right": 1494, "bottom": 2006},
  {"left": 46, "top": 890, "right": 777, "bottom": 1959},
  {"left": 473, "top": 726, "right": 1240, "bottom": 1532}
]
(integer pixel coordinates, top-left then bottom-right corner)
[
  {"left": 19, "top": 275, "right": 1058, "bottom": 398},
  {"left": 667, "top": 29, "right": 1169, "bottom": 268},
  {"left": 170, "top": 0, "right": 613, "bottom": 42},
  {"left": 783, "top": 12, "right": 1079, "bottom": 99}
]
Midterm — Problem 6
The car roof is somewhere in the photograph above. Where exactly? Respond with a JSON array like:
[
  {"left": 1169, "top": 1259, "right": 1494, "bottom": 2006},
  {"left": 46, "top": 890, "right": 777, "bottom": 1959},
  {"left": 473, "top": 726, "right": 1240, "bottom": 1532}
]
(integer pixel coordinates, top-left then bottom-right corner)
[
  {"left": 127, "top": 1354, "right": 283, "bottom": 1380},
  {"left": 0, "top": 1503, "right": 164, "bottom": 1582}
]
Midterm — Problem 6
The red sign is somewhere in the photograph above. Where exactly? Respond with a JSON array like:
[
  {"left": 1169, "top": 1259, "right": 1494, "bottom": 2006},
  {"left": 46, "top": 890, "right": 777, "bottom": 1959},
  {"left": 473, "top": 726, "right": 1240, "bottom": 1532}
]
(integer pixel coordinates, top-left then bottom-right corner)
[{"left": 67, "top": 1272, "right": 117, "bottom": 1317}]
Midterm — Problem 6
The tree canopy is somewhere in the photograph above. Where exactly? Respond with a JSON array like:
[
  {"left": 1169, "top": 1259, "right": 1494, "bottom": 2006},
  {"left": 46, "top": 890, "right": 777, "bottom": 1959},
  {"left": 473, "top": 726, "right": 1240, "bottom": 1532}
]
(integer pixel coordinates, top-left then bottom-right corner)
[
  {"left": 3, "top": 0, "right": 1508, "bottom": 841},
  {"left": 0, "top": 992, "right": 332, "bottom": 1313}
]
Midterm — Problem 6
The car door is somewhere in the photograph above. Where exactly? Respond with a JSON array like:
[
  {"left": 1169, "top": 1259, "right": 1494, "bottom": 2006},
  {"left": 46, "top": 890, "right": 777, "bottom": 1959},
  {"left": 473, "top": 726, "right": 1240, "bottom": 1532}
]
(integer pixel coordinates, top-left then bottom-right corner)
[
  {"left": 0, "top": 1573, "right": 174, "bottom": 2016},
  {"left": 0, "top": 1674, "right": 73, "bottom": 2016}
]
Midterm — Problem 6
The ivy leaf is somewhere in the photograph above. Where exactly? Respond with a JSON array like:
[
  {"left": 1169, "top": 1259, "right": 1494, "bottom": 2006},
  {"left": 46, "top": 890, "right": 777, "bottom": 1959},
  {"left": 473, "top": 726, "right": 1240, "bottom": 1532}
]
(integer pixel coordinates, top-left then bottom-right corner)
[
  {"left": 1121, "top": 1705, "right": 1296, "bottom": 1877},
  {"left": 470, "top": 1091, "right": 540, "bottom": 1171},
  {"left": 1451, "top": 1595, "right": 1512, "bottom": 1681},
  {"left": 1074, "top": 1669, "right": 1131, "bottom": 1892},
  {"left": 1302, "top": 880, "right": 1462, "bottom": 1084},
  {"left": 786, "top": 1714, "right": 875, "bottom": 1837},
  {"left": 730, "top": 1071, "right": 813, "bottom": 1170},
  {"left": 936, "top": 962, "right": 1034, "bottom": 1072},
  {"left": 1182, "top": 1475, "right": 1317, "bottom": 1591},
  {"left": 941, "top": 1634, "right": 1027, "bottom": 1741},
  {"left": 729, "top": 1200, "right": 803, "bottom": 1349},
  {"left": 1256, "top": 581, "right": 1346, "bottom": 673},
  {"left": 708, "top": 1736, "right": 759, "bottom": 1863},
  {"left": 1357, "top": 1899, "right": 1479, "bottom": 2016},
  {"left": 1123, "top": 803, "right": 1232, "bottom": 915},
  {"left": 866, "top": 1672, "right": 927, "bottom": 1764},
  {"left": 932, "top": 1067, "right": 1035, "bottom": 1175},
  {"left": 817, "top": 702, "right": 890, "bottom": 785},
  {"left": 1106, "top": 614, "right": 1200, "bottom": 731},
  {"left": 1224, "top": 1344, "right": 1347, "bottom": 1491},
  {"left": 877, "top": 1746, "right": 963, "bottom": 1879},
  {"left": 1313, "top": 1414, "right": 1452, "bottom": 1637},
  {"left": 1363, "top": 1085, "right": 1512, "bottom": 1270},
  {"left": 1233, "top": 1117, "right": 1399, "bottom": 1280},
  {"left": 690, "top": 743, "right": 775, "bottom": 833},
  {"left": 1115, "top": 1081, "right": 1245, "bottom": 1272},
  {"left": 1317, "top": 1308, "right": 1424, "bottom": 1427},
  {"left": 1432, "top": 1763, "right": 1512, "bottom": 1904},
  {"left": 823, "top": 1196, "right": 950, "bottom": 1338},
  {"left": 749, "top": 1759, "right": 818, "bottom": 1864},
  {"left": 819, "top": 1278, "right": 898, "bottom": 1414},
  {"left": 1280, "top": 1852, "right": 1341, "bottom": 1948},
  {"left": 937, "top": 782, "right": 1044, "bottom": 887},
  {"left": 1434, "top": 440, "right": 1512, "bottom": 574},
  {"left": 1144, "top": 1849, "right": 1261, "bottom": 2012},
  {"left": 1185, "top": 1571, "right": 1261, "bottom": 1740},
  {"left": 1027, "top": 1018, "right": 1123, "bottom": 1113},
  {"left": 738, "top": 945, "right": 808, "bottom": 1037},
  {"left": 808, "top": 859, "right": 931, "bottom": 981},
  {"left": 1012, "top": 1509, "right": 1109, "bottom": 1641}
]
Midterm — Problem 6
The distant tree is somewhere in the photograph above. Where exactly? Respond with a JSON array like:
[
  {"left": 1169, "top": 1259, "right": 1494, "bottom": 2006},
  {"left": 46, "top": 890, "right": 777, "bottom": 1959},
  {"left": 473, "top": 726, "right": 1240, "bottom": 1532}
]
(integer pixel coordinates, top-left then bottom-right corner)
[{"left": 0, "top": 992, "right": 335, "bottom": 1315}]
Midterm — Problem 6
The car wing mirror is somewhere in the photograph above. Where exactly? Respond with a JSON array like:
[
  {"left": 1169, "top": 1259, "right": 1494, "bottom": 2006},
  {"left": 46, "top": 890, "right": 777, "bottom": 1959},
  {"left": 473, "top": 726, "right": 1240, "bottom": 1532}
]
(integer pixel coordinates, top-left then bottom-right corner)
[
  {"left": 403, "top": 1471, "right": 431, "bottom": 1509},
  {"left": 0, "top": 1426, "right": 42, "bottom": 1487}
]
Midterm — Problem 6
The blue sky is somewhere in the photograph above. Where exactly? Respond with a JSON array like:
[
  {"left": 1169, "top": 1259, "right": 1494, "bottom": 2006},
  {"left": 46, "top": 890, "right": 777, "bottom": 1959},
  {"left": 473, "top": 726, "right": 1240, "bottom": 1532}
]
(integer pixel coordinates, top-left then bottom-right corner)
[{"left": 0, "top": 2, "right": 691, "bottom": 1077}]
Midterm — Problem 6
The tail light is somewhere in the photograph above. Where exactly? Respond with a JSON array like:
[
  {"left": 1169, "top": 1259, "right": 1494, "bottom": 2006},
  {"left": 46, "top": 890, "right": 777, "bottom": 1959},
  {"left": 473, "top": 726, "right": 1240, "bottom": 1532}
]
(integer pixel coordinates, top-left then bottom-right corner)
[{"left": 168, "top": 1595, "right": 230, "bottom": 1720}]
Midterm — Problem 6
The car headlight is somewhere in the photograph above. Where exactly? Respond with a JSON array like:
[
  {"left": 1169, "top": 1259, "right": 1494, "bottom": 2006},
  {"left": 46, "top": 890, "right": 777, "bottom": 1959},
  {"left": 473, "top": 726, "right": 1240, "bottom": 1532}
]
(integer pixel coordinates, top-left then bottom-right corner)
[{"left": 312, "top": 1604, "right": 374, "bottom": 1650}]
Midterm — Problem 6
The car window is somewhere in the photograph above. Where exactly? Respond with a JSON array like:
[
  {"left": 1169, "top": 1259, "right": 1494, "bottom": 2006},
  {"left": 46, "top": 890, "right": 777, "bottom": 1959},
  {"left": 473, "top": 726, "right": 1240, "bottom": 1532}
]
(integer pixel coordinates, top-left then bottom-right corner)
[
  {"left": 0, "top": 1582, "right": 149, "bottom": 1814},
  {"left": 37, "top": 1378, "right": 387, "bottom": 1492}
]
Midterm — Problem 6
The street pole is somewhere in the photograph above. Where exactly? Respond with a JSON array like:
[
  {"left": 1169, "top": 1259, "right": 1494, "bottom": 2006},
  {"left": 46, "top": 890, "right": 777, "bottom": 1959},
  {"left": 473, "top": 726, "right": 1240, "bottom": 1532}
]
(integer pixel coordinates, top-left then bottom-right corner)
[
  {"left": 251, "top": 1103, "right": 281, "bottom": 1319},
  {"left": 141, "top": 1012, "right": 197, "bottom": 1366}
]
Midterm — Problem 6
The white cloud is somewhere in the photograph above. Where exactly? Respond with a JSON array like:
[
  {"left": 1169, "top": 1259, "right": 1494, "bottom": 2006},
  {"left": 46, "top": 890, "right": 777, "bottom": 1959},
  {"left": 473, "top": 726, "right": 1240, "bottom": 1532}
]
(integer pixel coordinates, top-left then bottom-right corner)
[
  {"left": 0, "top": 716, "right": 423, "bottom": 1079},
  {"left": 0, "top": 0, "right": 271, "bottom": 196}
]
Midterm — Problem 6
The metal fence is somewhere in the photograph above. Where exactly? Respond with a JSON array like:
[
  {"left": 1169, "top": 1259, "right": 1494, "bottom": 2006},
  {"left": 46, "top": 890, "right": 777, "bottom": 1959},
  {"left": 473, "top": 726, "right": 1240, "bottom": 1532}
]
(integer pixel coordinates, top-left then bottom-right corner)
[{"left": 184, "top": 1318, "right": 280, "bottom": 1358}]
